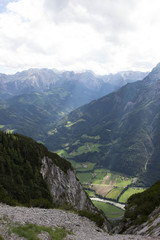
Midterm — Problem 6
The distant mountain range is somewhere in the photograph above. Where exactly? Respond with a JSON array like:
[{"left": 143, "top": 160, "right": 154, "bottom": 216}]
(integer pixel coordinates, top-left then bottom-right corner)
[
  {"left": 0, "top": 68, "right": 148, "bottom": 99},
  {"left": 0, "top": 68, "right": 147, "bottom": 140},
  {"left": 46, "top": 63, "right": 160, "bottom": 186},
  {"left": 1, "top": 66, "right": 160, "bottom": 185},
  {"left": 1, "top": 66, "right": 160, "bottom": 237}
]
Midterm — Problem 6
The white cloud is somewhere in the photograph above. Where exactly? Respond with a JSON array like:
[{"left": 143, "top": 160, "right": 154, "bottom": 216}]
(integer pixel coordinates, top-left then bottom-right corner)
[{"left": 0, "top": 0, "right": 160, "bottom": 74}]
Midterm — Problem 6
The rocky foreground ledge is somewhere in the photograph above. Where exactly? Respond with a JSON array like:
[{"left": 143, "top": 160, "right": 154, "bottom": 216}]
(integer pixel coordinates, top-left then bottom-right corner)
[{"left": 0, "top": 204, "right": 159, "bottom": 240}]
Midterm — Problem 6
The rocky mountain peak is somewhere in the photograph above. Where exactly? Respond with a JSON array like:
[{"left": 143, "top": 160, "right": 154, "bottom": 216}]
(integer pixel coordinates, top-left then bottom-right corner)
[{"left": 144, "top": 62, "right": 160, "bottom": 82}]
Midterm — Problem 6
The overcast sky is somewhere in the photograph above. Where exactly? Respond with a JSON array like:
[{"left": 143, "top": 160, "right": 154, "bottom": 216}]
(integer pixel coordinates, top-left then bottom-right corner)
[{"left": 0, "top": 0, "right": 160, "bottom": 74}]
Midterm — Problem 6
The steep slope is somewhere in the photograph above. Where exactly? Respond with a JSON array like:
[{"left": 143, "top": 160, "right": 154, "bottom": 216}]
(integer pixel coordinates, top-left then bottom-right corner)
[
  {"left": 0, "top": 131, "right": 97, "bottom": 214},
  {"left": 0, "top": 204, "right": 157, "bottom": 240},
  {"left": 114, "top": 180, "right": 160, "bottom": 238},
  {"left": 45, "top": 63, "right": 160, "bottom": 186},
  {"left": 0, "top": 88, "right": 76, "bottom": 140}
]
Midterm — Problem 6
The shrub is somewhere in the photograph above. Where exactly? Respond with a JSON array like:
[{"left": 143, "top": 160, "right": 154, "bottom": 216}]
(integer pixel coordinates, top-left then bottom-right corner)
[
  {"left": 124, "top": 180, "right": 160, "bottom": 225},
  {"left": 29, "top": 198, "right": 54, "bottom": 209},
  {"left": 78, "top": 210, "right": 104, "bottom": 228}
]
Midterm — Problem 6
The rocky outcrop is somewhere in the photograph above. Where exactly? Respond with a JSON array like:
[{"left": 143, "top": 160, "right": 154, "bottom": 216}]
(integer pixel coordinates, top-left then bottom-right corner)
[
  {"left": 41, "top": 156, "right": 112, "bottom": 231},
  {"left": 112, "top": 180, "right": 160, "bottom": 238},
  {"left": 137, "top": 206, "right": 160, "bottom": 237},
  {"left": 114, "top": 206, "right": 160, "bottom": 238},
  {"left": 41, "top": 156, "right": 96, "bottom": 212}
]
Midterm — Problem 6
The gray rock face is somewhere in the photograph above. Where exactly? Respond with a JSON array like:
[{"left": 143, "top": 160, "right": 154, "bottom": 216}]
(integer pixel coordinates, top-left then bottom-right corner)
[
  {"left": 40, "top": 156, "right": 96, "bottom": 212},
  {"left": 113, "top": 206, "right": 160, "bottom": 238},
  {"left": 123, "top": 206, "right": 160, "bottom": 238},
  {"left": 0, "top": 68, "right": 148, "bottom": 98}
]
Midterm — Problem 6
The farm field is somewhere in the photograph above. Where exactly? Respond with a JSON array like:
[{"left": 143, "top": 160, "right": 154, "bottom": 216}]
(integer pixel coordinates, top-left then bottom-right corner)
[
  {"left": 92, "top": 201, "right": 124, "bottom": 219},
  {"left": 69, "top": 160, "right": 145, "bottom": 204},
  {"left": 105, "top": 187, "right": 124, "bottom": 200},
  {"left": 119, "top": 187, "right": 145, "bottom": 203}
]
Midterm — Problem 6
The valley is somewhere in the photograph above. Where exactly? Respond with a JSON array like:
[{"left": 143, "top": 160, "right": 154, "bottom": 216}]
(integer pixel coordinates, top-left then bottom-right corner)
[
  {"left": 1, "top": 0, "right": 160, "bottom": 238},
  {"left": 66, "top": 159, "right": 145, "bottom": 220},
  {"left": 0, "top": 69, "right": 147, "bottom": 143},
  {"left": 0, "top": 65, "right": 160, "bottom": 238},
  {"left": 47, "top": 64, "right": 160, "bottom": 187}
]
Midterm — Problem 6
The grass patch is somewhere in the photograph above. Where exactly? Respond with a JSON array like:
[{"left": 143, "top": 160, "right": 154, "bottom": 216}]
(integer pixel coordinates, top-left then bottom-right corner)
[
  {"left": 65, "top": 119, "right": 85, "bottom": 128},
  {"left": 85, "top": 189, "right": 95, "bottom": 197},
  {"left": 70, "top": 143, "right": 102, "bottom": 156},
  {"left": 77, "top": 172, "right": 92, "bottom": 183},
  {"left": 119, "top": 188, "right": 145, "bottom": 203},
  {"left": 11, "top": 223, "right": 70, "bottom": 240},
  {"left": 101, "top": 171, "right": 132, "bottom": 187},
  {"left": 92, "top": 201, "right": 124, "bottom": 219},
  {"left": 69, "top": 160, "right": 96, "bottom": 172},
  {"left": 81, "top": 134, "right": 100, "bottom": 140},
  {"left": 92, "top": 173, "right": 107, "bottom": 184},
  {"left": 5, "top": 129, "right": 15, "bottom": 133},
  {"left": 72, "top": 140, "right": 80, "bottom": 146},
  {"left": 78, "top": 210, "right": 104, "bottom": 228},
  {"left": 56, "top": 149, "right": 70, "bottom": 158},
  {"left": 105, "top": 187, "right": 124, "bottom": 200},
  {"left": 69, "top": 160, "right": 82, "bottom": 169},
  {"left": 115, "top": 177, "right": 132, "bottom": 187},
  {"left": 47, "top": 128, "right": 57, "bottom": 135},
  {"left": 94, "top": 168, "right": 108, "bottom": 173}
]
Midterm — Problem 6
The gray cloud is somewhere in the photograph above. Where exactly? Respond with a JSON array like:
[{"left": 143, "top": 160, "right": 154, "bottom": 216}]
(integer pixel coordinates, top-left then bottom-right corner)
[
  {"left": 0, "top": 0, "right": 159, "bottom": 74},
  {"left": 43, "top": 0, "right": 136, "bottom": 47},
  {"left": 43, "top": 0, "right": 70, "bottom": 13}
]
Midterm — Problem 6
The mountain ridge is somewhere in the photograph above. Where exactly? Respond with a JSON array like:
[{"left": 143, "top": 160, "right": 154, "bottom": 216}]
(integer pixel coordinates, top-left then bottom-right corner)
[
  {"left": 45, "top": 63, "right": 160, "bottom": 186},
  {"left": 0, "top": 68, "right": 148, "bottom": 98},
  {"left": 0, "top": 68, "right": 147, "bottom": 141}
]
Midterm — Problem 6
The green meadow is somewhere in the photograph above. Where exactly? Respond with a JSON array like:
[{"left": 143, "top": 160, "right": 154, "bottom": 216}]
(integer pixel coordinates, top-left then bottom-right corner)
[
  {"left": 119, "top": 187, "right": 145, "bottom": 203},
  {"left": 92, "top": 201, "right": 124, "bottom": 219},
  {"left": 68, "top": 160, "right": 145, "bottom": 205}
]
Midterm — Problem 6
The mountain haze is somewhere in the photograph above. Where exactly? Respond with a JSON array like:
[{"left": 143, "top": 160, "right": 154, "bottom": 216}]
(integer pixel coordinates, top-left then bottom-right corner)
[
  {"left": 0, "top": 68, "right": 148, "bottom": 99},
  {"left": 0, "top": 69, "right": 147, "bottom": 141}
]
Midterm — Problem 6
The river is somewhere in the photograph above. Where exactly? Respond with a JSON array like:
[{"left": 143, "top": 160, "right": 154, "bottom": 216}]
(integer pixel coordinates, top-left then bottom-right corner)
[{"left": 90, "top": 197, "right": 125, "bottom": 210}]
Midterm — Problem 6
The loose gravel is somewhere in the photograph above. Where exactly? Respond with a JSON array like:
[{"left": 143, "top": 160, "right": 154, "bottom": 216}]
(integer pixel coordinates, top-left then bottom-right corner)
[{"left": 0, "top": 204, "right": 159, "bottom": 240}]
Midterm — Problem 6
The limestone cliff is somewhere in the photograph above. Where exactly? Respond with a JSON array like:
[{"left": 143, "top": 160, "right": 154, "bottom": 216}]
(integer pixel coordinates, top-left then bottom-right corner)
[{"left": 41, "top": 156, "right": 96, "bottom": 212}]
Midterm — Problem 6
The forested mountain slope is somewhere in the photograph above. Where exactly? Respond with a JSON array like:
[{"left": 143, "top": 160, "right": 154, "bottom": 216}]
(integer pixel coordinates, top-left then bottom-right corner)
[
  {"left": 45, "top": 63, "right": 160, "bottom": 186},
  {"left": 0, "top": 131, "right": 98, "bottom": 213},
  {"left": 0, "top": 69, "right": 147, "bottom": 141}
]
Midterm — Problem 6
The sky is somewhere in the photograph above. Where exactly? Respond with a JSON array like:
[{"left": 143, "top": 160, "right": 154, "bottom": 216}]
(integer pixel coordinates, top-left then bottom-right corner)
[{"left": 0, "top": 0, "right": 160, "bottom": 75}]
